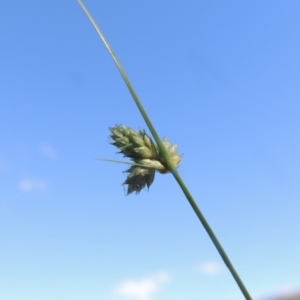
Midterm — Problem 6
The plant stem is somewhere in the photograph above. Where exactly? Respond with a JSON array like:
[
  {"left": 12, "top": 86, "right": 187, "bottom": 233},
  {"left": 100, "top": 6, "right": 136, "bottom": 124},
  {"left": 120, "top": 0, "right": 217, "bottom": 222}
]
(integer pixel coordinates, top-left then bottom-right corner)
[
  {"left": 77, "top": 1, "right": 252, "bottom": 299},
  {"left": 96, "top": 158, "right": 164, "bottom": 170},
  {"left": 171, "top": 169, "right": 252, "bottom": 300},
  {"left": 76, "top": 0, "right": 175, "bottom": 173}
]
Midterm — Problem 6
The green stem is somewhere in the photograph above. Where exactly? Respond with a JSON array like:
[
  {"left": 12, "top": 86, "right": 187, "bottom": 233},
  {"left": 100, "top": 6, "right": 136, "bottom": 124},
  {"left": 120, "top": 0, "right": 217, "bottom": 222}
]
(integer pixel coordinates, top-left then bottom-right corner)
[
  {"left": 96, "top": 158, "right": 164, "bottom": 170},
  {"left": 76, "top": 0, "right": 174, "bottom": 173},
  {"left": 171, "top": 169, "right": 252, "bottom": 300},
  {"left": 77, "top": 1, "right": 252, "bottom": 299}
]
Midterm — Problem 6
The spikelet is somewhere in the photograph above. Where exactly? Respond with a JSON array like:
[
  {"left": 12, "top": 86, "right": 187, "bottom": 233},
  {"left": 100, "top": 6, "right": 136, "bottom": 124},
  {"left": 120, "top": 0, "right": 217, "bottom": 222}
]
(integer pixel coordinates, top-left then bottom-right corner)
[
  {"left": 158, "top": 138, "right": 182, "bottom": 174},
  {"left": 110, "top": 125, "right": 159, "bottom": 160},
  {"left": 123, "top": 165, "right": 155, "bottom": 195},
  {"left": 109, "top": 125, "right": 182, "bottom": 195}
]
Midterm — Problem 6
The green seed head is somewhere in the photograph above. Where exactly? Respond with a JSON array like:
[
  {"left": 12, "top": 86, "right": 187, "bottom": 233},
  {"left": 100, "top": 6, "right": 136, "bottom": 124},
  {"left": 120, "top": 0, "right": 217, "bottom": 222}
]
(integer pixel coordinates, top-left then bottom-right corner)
[
  {"left": 110, "top": 125, "right": 159, "bottom": 159},
  {"left": 157, "top": 138, "right": 182, "bottom": 173},
  {"left": 109, "top": 125, "right": 182, "bottom": 195},
  {"left": 123, "top": 166, "right": 155, "bottom": 195}
]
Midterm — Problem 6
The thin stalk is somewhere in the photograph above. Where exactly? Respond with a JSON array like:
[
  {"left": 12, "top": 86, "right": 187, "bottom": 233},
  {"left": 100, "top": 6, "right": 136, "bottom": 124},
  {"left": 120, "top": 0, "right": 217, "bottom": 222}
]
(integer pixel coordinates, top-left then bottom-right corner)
[
  {"left": 171, "top": 168, "right": 252, "bottom": 300},
  {"left": 96, "top": 158, "right": 164, "bottom": 170},
  {"left": 76, "top": 0, "right": 174, "bottom": 173},
  {"left": 77, "top": 1, "right": 252, "bottom": 299}
]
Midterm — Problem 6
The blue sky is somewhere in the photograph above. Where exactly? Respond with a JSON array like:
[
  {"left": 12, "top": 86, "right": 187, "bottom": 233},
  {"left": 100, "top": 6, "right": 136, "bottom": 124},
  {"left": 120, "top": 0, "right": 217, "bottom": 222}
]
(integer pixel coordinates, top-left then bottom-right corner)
[{"left": 1, "top": 1, "right": 299, "bottom": 300}]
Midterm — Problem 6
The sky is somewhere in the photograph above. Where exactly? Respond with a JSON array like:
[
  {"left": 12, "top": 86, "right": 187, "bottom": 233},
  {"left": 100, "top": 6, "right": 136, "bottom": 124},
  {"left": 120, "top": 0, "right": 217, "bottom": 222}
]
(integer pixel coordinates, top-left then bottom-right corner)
[{"left": 0, "top": 1, "right": 299, "bottom": 300}]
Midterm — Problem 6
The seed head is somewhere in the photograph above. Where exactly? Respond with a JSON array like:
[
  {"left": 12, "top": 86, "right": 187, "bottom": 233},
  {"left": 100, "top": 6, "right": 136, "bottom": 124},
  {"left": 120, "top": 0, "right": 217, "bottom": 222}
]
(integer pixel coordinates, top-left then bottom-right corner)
[
  {"left": 157, "top": 138, "right": 182, "bottom": 174},
  {"left": 109, "top": 125, "right": 182, "bottom": 195},
  {"left": 123, "top": 165, "right": 155, "bottom": 195},
  {"left": 110, "top": 125, "right": 158, "bottom": 159}
]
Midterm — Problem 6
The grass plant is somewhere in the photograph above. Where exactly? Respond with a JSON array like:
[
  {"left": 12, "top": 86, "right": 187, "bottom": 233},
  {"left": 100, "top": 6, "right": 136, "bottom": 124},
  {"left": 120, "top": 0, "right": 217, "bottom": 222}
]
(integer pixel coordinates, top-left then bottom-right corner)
[{"left": 77, "top": 1, "right": 253, "bottom": 299}]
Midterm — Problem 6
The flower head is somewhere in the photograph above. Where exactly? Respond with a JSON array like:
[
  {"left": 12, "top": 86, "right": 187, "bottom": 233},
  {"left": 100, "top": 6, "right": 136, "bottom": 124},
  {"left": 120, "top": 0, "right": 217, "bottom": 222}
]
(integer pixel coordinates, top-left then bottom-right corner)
[
  {"left": 110, "top": 125, "right": 158, "bottom": 160},
  {"left": 109, "top": 125, "right": 182, "bottom": 195}
]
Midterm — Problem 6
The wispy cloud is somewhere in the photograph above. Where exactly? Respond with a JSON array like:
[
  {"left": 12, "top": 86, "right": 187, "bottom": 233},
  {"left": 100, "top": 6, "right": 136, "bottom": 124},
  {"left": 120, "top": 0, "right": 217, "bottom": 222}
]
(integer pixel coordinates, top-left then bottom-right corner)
[
  {"left": 113, "top": 271, "right": 171, "bottom": 300},
  {"left": 197, "top": 261, "right": 224, "bottom": 276},
  {"left": 18, "top": 178, "right": 47, "bottom": 192},
  {"left": 255, "top": 285, "right": 300, "bottom": 300},
  {"left": 40, "top": 143, "right": 57, "bottom": 159}
]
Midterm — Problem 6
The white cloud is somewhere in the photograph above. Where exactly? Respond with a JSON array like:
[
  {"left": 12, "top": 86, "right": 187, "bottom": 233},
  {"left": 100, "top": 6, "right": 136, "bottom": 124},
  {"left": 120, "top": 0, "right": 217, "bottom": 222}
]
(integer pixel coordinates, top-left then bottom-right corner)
[
  {"left": 197, "top": 261, "right": 224, "bottom": 276},
  {"left": 40, "top": 143, "right": 57, "bottom": 159},
  {"left": 113, "top": 271, "right": 171, "bottom": 300},
  {"left": 255, "top": 285, "right": 300, "bottom": 300},
  {"left": 18, "top": 178, "right": 47, "bottom": 192}
]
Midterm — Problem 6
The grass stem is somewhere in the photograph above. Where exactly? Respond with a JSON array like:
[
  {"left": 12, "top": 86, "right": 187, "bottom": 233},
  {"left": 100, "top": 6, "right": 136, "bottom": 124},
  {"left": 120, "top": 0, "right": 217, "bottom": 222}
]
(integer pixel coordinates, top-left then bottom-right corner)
[{"left": 77, "top": 1, "right": 252, "bottom": 299}]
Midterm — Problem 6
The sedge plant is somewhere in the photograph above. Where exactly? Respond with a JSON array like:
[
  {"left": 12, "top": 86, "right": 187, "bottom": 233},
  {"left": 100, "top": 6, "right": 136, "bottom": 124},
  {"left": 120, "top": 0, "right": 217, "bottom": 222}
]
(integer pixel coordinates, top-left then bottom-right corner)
[{"left": 77, "top": 1, "right": 253, "bottom": 299}]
